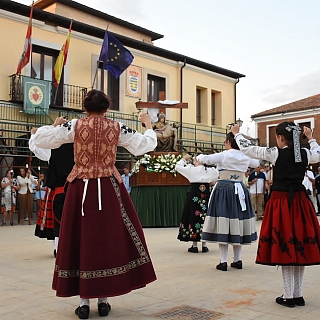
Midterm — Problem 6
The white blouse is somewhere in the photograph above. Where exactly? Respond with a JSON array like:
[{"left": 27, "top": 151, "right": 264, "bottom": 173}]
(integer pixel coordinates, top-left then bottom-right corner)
[
  {"left": 196, "top": 149, "right": 260, "bottom": 172},
  {"left": 175, "top": 159, "right": 219, "bottom": 183},
  {"left": 29, "top": 134, "right": 51, "bottom": 161},
  {"left": 17, "top": 175, "right": 38, "bottom": 194},
  {"left": 234, "top": 134, "right": 320, "bottom": 165},
  {"left": 32, "top": 119, "right": 157, "bottom": 156}
]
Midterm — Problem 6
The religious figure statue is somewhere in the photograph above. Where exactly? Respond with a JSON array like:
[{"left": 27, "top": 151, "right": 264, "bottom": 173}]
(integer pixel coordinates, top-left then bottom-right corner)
[{"left": 152, "top": 113, "right": 179, "bottom": 152}]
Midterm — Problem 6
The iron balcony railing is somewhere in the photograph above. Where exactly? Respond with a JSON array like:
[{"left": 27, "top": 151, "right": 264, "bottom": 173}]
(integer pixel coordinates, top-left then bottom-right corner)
[
  {"left": 9, "top": 74, "right": 87, "bottom": 110},
  {"left": 0, "top": 101, "right": 227, "bottom": 172}
]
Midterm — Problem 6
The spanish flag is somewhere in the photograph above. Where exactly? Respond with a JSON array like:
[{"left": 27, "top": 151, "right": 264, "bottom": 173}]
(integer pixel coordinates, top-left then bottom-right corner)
[
  {"left": 16, "top": 2, "right": 34, "bottom": 75},
  {"left": 53, "top": 21, "right": 72, "bottom": 88}
]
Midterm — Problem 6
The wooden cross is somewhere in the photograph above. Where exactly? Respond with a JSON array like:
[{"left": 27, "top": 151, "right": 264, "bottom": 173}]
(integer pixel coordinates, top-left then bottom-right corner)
[{"left": 135, "top": 91, "right": 188, "bottom": 115}]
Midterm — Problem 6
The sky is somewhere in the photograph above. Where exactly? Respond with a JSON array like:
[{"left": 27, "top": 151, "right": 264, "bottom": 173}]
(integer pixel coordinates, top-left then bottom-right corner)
[{"left": 14, "top": 0, "right": 320, "bottom": 137}]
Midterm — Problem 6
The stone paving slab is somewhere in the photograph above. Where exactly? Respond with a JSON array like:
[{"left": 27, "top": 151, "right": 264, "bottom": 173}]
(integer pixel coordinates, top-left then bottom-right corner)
[{"left": 0, "top": 220, "right": 320, "bottom": 319}]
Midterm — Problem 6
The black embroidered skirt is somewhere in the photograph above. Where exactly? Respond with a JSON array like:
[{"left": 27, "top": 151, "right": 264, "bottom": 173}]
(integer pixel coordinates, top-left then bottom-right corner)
[{"left": 177, "top": 183, "right": 210, "bottom": 242}]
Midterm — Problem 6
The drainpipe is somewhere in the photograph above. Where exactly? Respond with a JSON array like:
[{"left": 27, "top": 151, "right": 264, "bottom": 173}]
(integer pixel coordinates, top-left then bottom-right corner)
[
  {"left": 180, "top": 58, "right": 186, "bottom": 147},
  {"left": 234, "top": 78, "right": 239, "bottom": 121}
]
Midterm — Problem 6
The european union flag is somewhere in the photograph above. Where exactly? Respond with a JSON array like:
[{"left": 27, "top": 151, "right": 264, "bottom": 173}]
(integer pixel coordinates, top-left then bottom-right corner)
[{"left": 99, "top": 31, "right": 134, "bottom": 79}]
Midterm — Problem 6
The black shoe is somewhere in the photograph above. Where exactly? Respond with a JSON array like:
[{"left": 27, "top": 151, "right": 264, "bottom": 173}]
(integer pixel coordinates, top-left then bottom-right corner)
[
  {"left": 294, "top": 297, "right": 305, "bottom": 306},
  {"left": 230, "top": 260, "right": 242, "bottom": 269},
  {"left": 275, "top": 296, "right": 295, "bottom": 308},
  {"left": 202, "top": 246, "right": 209, "bottom": 253},
  {"left": 216, "top": 262, "right": 227, "bottom": 271},
  {"left": 188, "top": 246, "right": 198, "bottom": 253},
  {"left": 98, "top": 302, "right": 111, "bottom": 316},
  {"left": 75, "top": 305, "right": 90, "bottom": 319},
  {"left": 54, "top": 249, "right": 57, "bottom": 258}
]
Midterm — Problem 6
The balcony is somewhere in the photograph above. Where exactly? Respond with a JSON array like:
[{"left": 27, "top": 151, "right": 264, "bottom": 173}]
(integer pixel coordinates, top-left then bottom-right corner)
[{"left": 9, "top": 74, "right": 87, "bottom": 111}]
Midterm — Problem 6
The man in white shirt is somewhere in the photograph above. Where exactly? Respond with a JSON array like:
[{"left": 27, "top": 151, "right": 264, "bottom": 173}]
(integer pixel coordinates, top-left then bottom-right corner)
[
  {"left": 302, "top": 168, "right": 316, "bottom": 211},
  {"left": 121, "top": 167, "right": 131, "bottom": 194},
  {"left": 315, "top": 166, "right": 320, "bottom": 216},
  {"left": 248, "top": 165, "right": 266, "bottom": 221}
]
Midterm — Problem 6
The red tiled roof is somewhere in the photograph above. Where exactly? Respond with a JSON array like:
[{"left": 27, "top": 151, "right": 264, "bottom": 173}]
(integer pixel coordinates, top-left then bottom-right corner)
[{"left": 251, "top": 93, "right": 320, "bottom": 118}]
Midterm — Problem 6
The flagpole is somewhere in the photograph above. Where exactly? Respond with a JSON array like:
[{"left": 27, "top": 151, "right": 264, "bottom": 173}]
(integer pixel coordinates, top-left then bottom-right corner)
[
  {"left": 92, "top": 60, "right": 99, "bottom": 89},
  {"left": 93, "top": 25, "right": 110, "bottom": 89},
  {"left": 53, "top": 83, "right": 59, "bottom": 105},
  {"left": 16, "top": 1, "right": 34, "bottom": 76},
  {"left": 53, "top": 19, "right": 73, "bottom": 105}
]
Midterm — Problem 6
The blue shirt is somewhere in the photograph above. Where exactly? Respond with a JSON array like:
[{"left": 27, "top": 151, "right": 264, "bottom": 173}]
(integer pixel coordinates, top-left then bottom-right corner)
[{"left": 121, "top": 173, "right": 131, "bottom": 193}]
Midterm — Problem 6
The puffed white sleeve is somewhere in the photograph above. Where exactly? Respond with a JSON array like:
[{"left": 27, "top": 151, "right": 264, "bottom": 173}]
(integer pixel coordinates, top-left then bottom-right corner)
[
  {"left": 196, "top": 153, "right": 225, "bottom": 165},
  {"left": 33, "top": 119, "right": 77, "bottom": 149},
  {"left": 305, "top": 147, "right": 320, "bottom": 164},
  {"left": 249, "top": 158, "right": 260, "bottom": 168},
  {"left": 208, "top": 167, "right": 219, "bottom": 182},
  {"left": 309, "top": 139, "right": 320, "bottom": 151},
  {"left": 234, "top": 133, "right": 278, "bottom": 165},
  {"left": 29, "top": 134, "right": 51, "bottom": 161},
  {"left": 175, "top": 159, "right": 192, "bottom": 180},
  {"left": 118, "top": 122, "right": 157, "bottom": 156}
]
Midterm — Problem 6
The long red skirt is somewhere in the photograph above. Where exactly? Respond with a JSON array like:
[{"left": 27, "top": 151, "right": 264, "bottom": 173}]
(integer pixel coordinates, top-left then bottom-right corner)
[
  {"left": 256, "top": 190, "right": 320, "bottom": 266},
  {"left": 34, "top": 188, "right": 55, "bottom": 240},
  {"left": 52, "top": 176, "right": 157, "bottom": 298}
]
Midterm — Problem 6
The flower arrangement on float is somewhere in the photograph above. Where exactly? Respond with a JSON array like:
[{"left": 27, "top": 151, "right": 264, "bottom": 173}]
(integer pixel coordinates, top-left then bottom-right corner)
[{"left": 131, "top": 153, "right": 182, "bottom": 176}]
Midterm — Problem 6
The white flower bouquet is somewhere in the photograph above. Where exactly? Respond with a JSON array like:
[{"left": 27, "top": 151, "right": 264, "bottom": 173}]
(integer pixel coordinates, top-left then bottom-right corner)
[{"left": 131, "top": 153, "right": 182, "bottom": 176}]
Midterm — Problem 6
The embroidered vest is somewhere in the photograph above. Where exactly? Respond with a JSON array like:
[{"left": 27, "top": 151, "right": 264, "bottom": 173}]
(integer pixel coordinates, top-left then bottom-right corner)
[{"left": 67, "top": 116, "right": 122, "bottom": 183}]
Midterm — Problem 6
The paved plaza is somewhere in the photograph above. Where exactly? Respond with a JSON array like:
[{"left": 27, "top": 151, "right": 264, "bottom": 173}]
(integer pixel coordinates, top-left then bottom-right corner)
[{"left": 1, "top": 219, "right": 320, "bottom": 320}]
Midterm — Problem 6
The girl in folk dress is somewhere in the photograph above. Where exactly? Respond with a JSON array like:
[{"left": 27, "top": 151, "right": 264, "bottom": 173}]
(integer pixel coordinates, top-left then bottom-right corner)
[
  {"left": 196, "top": 132, "right": 259, "bottom": 271},
  {"left": 176, "top": 154, "right": 219, "bottom": 253},
  {"left": 231, "top": 122, "right": 320, "bottom": 307},
  {"left": 32, "top": 89, "right": 157, "bottom": 319}
]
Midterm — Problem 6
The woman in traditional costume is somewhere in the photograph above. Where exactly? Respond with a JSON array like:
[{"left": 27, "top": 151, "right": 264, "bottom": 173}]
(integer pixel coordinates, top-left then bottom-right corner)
[
  {"left": 176, "top": 153, "right": 218, "bottom": 253},
  {"left": 30, "top": 137, "right": 74, "bottom": 258},
  {"left": 196, "top": 132, "right": 259, "bottom": 271},
  {"left": 231, "top": 122, "right": 320, "bottom": 308},
  {"left": 32, "top": 89, "right": 157, "bottom": 319}
]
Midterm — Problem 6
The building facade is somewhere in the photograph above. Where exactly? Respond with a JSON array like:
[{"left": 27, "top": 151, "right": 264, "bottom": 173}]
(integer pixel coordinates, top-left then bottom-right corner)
[
  {"left": 252, "top": 93, "right": 320, "bottom": 149},
  {"left": 0, "top": 0, "right": 245, "bottom": 173}
]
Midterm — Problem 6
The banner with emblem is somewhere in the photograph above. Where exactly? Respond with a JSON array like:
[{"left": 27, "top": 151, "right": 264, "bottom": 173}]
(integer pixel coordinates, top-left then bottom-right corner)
[
  {"left": 22, "top": 77, "right": 50, "bottom": 114},
  {"left": 126, "top": 65, "right": 142, "bottom": 98}
]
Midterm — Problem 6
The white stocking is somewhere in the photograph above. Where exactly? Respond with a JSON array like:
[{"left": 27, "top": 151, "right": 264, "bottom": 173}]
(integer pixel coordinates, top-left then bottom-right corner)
[
  {"left": 192, "top": 241, "right": 198, "bottom": 248},
  {"left": 202, "top": 241, "right": 207, "bottom": 248},
  {"left": 232, "top": 245, "right": 242, "bottom": 262},
  {"left": 293, "top": 266, "right": 305, "bottom": 298},
  {"left": 80, "top": 298, "right": 90, "bottom": 307},
  {"left": 98, "top": 297, "right": 108, "bottom": 305},
  {"left": 54, "top": 237, "right": 59, "bottom": 252},
  {"left": 219, "top": 243, "right": 228, "bottom": 263},
  {"left": 281, "top": 266, "right": 293, "bottom": 299}
]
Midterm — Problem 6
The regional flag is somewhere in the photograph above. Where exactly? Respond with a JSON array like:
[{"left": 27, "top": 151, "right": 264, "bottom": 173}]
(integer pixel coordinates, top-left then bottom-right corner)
[
  {"left": 53, "top": 21, "right": 72, "bottom": 87},
  {"left": 99, "top": 31, "right": 134, "bottom": 79},
  {"left": 16, "top": 2, "right": 34, "bottom": 75}
]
